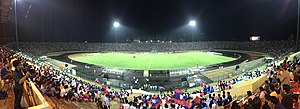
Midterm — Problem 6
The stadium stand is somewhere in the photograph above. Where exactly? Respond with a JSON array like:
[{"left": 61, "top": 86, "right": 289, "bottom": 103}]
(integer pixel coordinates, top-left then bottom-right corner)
[
  {"left": 5, "top": 41, "right": 295, "bottom": 58},
  {"left": 0, "top": 41, "right": 299, "bottom": 109}
]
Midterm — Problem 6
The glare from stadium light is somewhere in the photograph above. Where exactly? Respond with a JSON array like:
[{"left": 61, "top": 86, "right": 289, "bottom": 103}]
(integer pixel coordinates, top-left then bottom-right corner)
[
  {"left": 158, "top": 40, "right": 160, "bottom": 42},
  {"left": 169, "top": 41, "right": 172, "bottom": 43},
  {"left": 250, "top": 36, "right": 260, "bottom": 41},
  {"left": 113, "top": 21, "right": 120, "bottom": 28},
  {"left": 162, "top": 41, "right": 164, "bottom": 43},
  {"left": 189, "top": 20, "right": 196, "bottom": 27},
  {"left": 138, "top": 41, "right": 141, "bottom": 43},
  {"left": 146, "top": 41, "right": 148, "bottom": 43},
  {"left": 150, "top": 40, "right": 153, "bottom": 42}
]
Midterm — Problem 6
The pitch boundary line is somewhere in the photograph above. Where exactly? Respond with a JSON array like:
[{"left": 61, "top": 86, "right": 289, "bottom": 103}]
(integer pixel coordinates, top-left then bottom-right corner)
[{"left": 148, "top": 55, "right": 154, "bottom": 69}]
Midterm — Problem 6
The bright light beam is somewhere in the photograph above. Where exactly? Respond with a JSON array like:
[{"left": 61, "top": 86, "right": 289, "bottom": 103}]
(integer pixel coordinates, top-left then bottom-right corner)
[
  {"left": 189, "top": 20, "right": 196, "bottom": 27},
  {"left": 113, "top": 21, "right": 120, "bottom": 28}
]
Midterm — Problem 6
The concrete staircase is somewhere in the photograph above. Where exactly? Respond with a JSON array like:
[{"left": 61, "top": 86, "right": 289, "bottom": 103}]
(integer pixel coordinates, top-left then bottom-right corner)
[{"left": 43, "top": 95, "right": 98, "bottom": 109}]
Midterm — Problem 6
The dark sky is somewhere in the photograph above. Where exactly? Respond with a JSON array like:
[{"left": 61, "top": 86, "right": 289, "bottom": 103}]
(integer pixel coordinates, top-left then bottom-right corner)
[{"left": 15, "top": 0, "right": 298, "bottom": 42}]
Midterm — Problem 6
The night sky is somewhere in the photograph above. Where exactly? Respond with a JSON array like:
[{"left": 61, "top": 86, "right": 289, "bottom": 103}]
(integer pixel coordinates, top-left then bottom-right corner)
[{"left": 14, "top": 0, "right": 298, "bottom": 42}]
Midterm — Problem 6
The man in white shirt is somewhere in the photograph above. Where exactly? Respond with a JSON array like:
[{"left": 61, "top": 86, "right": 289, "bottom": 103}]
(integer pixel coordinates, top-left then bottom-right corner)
[
  {"left": 60, "top": 86, "right": 68, "bottom": 98},
  {"left": 122, "top": 100, "right": 130, "bottom": 109},
  {"left": 107, "top": 86, "right": 111, "bottom": 92},
  {"left": 71, "top": 80, "right": 76, "bottom": 88},
  {"left": 103, "top": 95, "right": 110, "bottom": 109},
  {"left": 129, "top": 105, "right": 137, "bottom": 109}
]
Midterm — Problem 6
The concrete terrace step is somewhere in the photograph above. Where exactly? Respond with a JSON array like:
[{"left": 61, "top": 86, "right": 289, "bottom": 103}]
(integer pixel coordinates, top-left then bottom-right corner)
[
  {"left": 49, "top": 97, "right": 69, "bottom": 109},
  {"left": 44, "top": 95, "right": 99, "bottom": 109},
  {"left": 43, "top": 95, "right": 56, "bottom": 108}
]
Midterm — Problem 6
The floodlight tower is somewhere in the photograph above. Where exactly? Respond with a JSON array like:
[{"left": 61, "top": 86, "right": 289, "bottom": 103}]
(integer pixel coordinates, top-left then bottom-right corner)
[
  {"left": 189, "top": 20, "right": 196, "bottom": 42},
  {"left": 297, "top": 0, "right": 300, "bottom": 51},
  {"left": 113, "top": 21, "right": 120, "bottom": 52},
  {"left": 14, "top": 0, "right": 19, "bottom": 50}
]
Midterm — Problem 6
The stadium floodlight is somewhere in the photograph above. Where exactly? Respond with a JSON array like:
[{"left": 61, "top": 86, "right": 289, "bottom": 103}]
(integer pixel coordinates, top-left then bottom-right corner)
[
  {"left": 14, "top": 0, "right": 19, "bottom": 50},
  {"left": 113, "top": 21, "right": 120, "bottom": 51},
  {"left": 150, "top": 40, "right": 153, "bottom": 42},
  {"left": 297, "top": 0, "right": 300, "bottom": 51},
  {"left": 158, "top": 40, "right": 160, "bottom": 42},
  {"left": 113, "top": 21, "right": 120, "bottom": 28},
  {"left": 189, "top": 20, "right": 196, "bottom": 27},
  {"left": 189, "top": 20, "right": 196, "bottom": 42}
]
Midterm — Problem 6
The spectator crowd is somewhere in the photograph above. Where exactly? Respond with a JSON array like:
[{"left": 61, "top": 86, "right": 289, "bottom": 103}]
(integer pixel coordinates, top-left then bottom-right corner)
[
  {"left": 0, "top": 42, "right": 299, "bottom": 109},
  {"left": 5, "top": 41, "right": 295, "bottom": 58},
  {"left": 114, "top": 55, "right": 300, "bottom": 109}
]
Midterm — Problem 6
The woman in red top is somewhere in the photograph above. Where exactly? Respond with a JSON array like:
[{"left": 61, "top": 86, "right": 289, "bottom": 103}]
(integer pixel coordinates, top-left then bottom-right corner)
[
  {"left": 78, "top": 92, "right": 84, "bottom": 102},
  {"left": 147, "top": 100, "right": 152, "bottom": 105}
]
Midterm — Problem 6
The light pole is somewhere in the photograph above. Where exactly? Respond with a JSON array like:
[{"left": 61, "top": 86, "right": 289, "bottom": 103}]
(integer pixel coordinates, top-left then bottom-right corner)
[
  {"left": 113, "top": 21, "right": 120, "bottom": 52},
  {"left": 189, "top": 20, "right": 196, "bottom": 42},
  {"left": 297, "top": 0, "right": 300, "bottom": 51},
  {"left": 14, "top": 0, "right": 19, "bottom": 50}
]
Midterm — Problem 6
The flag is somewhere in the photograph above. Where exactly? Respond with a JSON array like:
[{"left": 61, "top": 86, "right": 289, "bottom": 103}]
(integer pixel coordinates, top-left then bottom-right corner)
[
  {"left": 174, "top": 89, "right": 182, "bottom": 100},
  {"left": 193, "top": 96, "right": 201, "bottom": 103},
  {"left": 103, "top": 90, "right": 109, "bottom": 95},
  {"left": 153, "top": 96, "right": 162, "bottom": 108},
  {"left": 101, "top": 85, "right": 106, "bottom": 91},
  {"left": 184, "top": 100, "right": 191, "bottom": 107},
  {"left": 165, "top": 97, "right": 170, "bottom": 104},
  {"left": 114, "top": 91, "right": 119, "bottom": 98},
  {"left": 183, "top": 105, "right": 189, "bottom": 109},
  {"left": 203, "top": 86, "right": 207, "bottom": 93},
  {"left": 200, "top": 92, "right": 204, "bottom": 97},
  {"left": 174, "top": 89, "right": 183, "bottom": 105},
  {"left": 211, "top": 87, "right": 214, "bottom": 93}
]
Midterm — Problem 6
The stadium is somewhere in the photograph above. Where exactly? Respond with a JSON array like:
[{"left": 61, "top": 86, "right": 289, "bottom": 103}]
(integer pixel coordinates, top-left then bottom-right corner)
[
  {"left": 4, "top": 41, "right": 279, "bottom": 88},
  {"left": 1, "top": 40, "right": 297, "bottom": 108},
  {"left": 0, "top": 0, "right": 299, "bottom": 109},
  {"left": 4, "top": 41, "right": 293, "bottom": 91}
]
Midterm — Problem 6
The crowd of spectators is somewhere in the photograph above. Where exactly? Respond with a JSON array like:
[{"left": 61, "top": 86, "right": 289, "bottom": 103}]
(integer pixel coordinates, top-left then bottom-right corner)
[
  {"left": 5, "top": 41, "right": 295, "bottom": 58},
  {"left": 0, "top": 47, "right": 130, "bottom": 108},
  {"left": 1, "top": 42, "right": 300, "bottom": 109},
  {"left": 114, "top": 56, "right": 300, "bottom": 109},
  {"left": 234, "top": 56, "right": 300, "bottom": 109}
]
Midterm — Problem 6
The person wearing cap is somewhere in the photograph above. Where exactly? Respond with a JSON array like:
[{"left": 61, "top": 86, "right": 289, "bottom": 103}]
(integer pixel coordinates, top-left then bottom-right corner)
[{"left": 12, "top": 60, "right": 31, "bottom": 109}]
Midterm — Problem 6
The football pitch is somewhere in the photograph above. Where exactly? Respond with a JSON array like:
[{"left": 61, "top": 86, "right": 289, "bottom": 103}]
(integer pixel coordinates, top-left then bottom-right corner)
[{"left": 69, "top": 52, "right": 235, "bottom": 70}]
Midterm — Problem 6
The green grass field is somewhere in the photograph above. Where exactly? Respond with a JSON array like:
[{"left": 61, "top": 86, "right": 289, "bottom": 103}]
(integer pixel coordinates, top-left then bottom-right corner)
[{"left": 70, "top": 52, "right": 235, "bottom": 70}]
